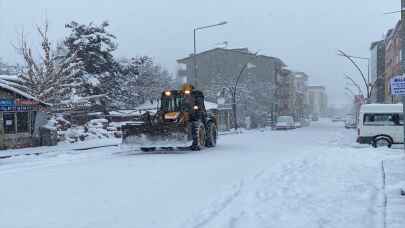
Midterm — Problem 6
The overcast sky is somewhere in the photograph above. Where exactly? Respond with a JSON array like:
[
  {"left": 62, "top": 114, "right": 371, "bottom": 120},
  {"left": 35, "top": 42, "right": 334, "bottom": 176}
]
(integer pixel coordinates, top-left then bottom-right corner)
[{"left": 0, "top": 0, "right": 400, "bottom": 106}]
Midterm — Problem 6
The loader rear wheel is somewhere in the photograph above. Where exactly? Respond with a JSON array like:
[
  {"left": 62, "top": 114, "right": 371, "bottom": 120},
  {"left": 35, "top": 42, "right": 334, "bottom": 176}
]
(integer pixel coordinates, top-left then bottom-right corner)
[
  {"left": 206, "top": 122, "right": 217, "bottom": 147},
  {"left": 191, "top": 121, "right": 206, "bottom": 151}
]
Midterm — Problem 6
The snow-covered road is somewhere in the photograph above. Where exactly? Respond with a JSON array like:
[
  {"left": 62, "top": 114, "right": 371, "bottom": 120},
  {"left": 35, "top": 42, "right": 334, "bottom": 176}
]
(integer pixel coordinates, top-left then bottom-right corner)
[{"left": 0, "top": 120, "right": 397, "bottom": 228}]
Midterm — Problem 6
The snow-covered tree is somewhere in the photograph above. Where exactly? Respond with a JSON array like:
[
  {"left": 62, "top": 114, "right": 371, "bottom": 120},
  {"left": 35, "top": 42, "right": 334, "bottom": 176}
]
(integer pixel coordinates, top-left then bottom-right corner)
[
  {"left": 114, "top": 56, "right": 173, "bottom": 108},
  {"left": 16, "top": 21, "right": 79, "bottom": 103},
  {"left": 63, "top": 21, "right": 118, "bottom": 97}
]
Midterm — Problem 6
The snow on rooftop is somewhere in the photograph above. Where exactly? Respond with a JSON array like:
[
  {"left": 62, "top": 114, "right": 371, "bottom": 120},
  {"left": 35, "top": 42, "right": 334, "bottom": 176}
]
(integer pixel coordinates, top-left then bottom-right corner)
[
  {"left": 0, "top": 79, "right": 40, "bottom": 101},
  {"left": 205, "top": 101, "right": 218, "bottom": 110},
  {"left": 0, "top": 75, "right": 19, "bottom": 81},
  {"left": 0, "top": 77, "right": 51, "bottom": 106},
  {"left": 136, "top": 100, "right": 160, "bottom": 110}
]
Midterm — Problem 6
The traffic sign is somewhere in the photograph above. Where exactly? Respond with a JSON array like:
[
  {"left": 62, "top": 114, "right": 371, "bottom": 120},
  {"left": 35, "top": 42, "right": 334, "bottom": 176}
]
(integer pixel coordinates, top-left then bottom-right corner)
[{"left": 390, "top": 75, "right": 405, "bottom": 96}]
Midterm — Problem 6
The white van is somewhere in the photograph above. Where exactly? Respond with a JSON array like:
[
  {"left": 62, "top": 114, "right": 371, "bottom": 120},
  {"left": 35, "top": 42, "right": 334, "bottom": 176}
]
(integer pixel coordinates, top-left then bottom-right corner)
[{"left": 357, "top": 104, "right": 403, "bottom": 148}]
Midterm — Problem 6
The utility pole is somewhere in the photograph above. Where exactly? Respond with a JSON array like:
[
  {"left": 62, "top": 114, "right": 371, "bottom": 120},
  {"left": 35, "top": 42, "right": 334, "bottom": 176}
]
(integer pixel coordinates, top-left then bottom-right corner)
[
  {"left": 193, "top": 29, "right": 197, "bottom": 87},
  {"left": 192, "top": 21, "right": 227, "bottom": 89},
  {"left": 401, "top": 0, "right": 405, "bottom": 152}
]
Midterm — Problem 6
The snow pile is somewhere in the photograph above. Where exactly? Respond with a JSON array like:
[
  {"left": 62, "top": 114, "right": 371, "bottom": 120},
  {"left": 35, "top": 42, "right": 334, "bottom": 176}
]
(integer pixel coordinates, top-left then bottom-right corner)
[
  {"left": 42, "top": 118, "right": 58, "bottom": 130},
  {"left": 59, "top": 118, "right": 117, "bottom": 143}
]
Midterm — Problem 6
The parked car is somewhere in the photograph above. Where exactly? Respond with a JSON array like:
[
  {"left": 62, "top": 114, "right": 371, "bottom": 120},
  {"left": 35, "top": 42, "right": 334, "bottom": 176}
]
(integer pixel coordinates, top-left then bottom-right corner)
[
  {"left": 300, "top": 118, "right": 311, "bottom": 127},
  {"left": 274, "top": 116, "right": 295, "bottom": 130},
  {"left": 344, "top": 119, "right": 356, "bottom": 129},
  {"left": 357, "top": 104, "right": 403, "bottom": 148},
  {"left": 332, "top": 116, "right": 344, "bottom": 122},
  {"left": 311, "top": 114, "right": 319, "bottom": 121}
]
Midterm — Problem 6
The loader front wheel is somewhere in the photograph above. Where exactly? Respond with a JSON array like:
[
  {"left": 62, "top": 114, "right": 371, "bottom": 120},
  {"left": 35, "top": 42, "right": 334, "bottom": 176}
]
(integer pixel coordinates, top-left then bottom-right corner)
[
  {"left": 191, "top": 121, "right": 206, "bottom": 151},
  {"left": 205, "top": 121, "right": 217, "bottom": 147},
  {"left": 141, "top": 147, "right": 156, "bottom": 152}
]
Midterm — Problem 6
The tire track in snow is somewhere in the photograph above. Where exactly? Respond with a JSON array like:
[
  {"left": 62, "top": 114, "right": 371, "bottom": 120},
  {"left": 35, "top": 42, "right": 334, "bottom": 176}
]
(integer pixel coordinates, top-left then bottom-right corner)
[
  {"left": 183, "top": 180, "right": 244, "bottom": 228},
  {"left": 183, "top": 150, "right": 384, "bottom": 228}
]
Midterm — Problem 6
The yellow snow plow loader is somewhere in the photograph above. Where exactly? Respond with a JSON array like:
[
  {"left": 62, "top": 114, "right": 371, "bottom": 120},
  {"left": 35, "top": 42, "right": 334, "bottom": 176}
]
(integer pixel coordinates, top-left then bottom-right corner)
[{"left": 122, "top": 84, "right": 218, "bottom": 151}]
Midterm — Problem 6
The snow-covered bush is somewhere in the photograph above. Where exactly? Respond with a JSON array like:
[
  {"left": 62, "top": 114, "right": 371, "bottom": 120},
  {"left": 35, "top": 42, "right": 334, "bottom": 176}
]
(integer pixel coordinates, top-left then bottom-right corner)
[{"left": 86, "top": 118, "right": 108, "bottom": 129}]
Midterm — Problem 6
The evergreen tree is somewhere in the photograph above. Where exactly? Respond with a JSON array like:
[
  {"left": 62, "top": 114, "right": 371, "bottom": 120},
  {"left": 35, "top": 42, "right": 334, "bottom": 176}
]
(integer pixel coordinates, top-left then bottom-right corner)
[{"left": 64, "top": 21, "right": 118, "bottom": 97}]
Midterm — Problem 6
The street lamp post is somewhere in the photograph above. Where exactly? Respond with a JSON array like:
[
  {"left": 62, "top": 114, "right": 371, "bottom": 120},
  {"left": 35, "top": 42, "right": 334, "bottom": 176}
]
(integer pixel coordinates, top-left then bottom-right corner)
[
  {"left": 231, "top": 52, "right": 259, "bottom": 130},
  {"left": 193, "top": 21, "right": 227, "bottom": 88}
]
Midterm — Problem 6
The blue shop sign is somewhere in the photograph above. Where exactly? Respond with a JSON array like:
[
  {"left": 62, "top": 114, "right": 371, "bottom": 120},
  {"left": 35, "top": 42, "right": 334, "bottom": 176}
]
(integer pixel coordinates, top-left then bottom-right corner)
[
  {"left": 0, "top": 106, "right": 34, "bottom": 111},
  {"left": 0, "top": 99, "right": 15, "bottom": 107}
]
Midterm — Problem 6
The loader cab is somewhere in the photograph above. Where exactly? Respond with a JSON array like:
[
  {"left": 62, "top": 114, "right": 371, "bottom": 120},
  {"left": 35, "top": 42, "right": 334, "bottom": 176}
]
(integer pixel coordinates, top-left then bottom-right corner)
[{"left": 160, "top": 90, "right": 206, "bottom": 113}]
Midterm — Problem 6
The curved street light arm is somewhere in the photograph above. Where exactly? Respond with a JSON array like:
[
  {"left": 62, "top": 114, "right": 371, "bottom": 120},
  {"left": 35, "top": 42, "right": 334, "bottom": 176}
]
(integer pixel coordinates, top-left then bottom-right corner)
[
  {"left": 233, "top": 51, "right": 260, "bottom": 89},
  {"left": 195, "top": 21, "right": 228, "bottom": 31},
  {"left": 338, "top": 50, "right": 370, "bottom": 98}
]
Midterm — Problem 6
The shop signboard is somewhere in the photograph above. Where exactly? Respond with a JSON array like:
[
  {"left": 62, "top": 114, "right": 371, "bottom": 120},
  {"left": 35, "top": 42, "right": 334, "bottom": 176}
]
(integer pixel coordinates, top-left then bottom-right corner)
[{"left": 0, "top": 99, "right": 37, "bottom": 111}]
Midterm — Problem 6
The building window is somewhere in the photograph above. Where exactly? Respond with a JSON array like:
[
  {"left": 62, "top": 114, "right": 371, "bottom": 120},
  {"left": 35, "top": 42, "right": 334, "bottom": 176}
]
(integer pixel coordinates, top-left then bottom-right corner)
[
  {"left": 17, "top": 112, "right": 29, "bottom": 133},
  {"left": 3, "top": 113, "right": 16, "bottom": 134}
]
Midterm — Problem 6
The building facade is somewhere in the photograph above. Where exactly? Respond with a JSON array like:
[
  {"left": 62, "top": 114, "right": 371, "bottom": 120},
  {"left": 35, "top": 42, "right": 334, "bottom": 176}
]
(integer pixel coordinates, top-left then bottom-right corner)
[
  {"left": 274, "top": 70, "right": 310, "bottom": 121},
  {"left": 177, "top": 48, "right": 286, "bottom": 128},
  {"left": 293, "top": 72, "right": 309, "bottom": 120},
  {"left": 275, "top": 68, "right": 295, "bottom": 118},
  {"left": 370, "top": 40, "right": 385, "bottom": 103},
  {"left": 384, "top": 21, "right": 401, "bottom": 103},
  {"left": 307, "top": 86, "right": 328, "bottom": 117}
]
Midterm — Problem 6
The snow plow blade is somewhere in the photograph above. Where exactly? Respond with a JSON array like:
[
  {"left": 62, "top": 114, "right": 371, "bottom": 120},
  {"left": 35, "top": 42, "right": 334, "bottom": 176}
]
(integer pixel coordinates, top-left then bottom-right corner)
[{"left": 122, "top": 123, "right": 192, "bottom": 148}]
